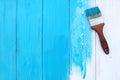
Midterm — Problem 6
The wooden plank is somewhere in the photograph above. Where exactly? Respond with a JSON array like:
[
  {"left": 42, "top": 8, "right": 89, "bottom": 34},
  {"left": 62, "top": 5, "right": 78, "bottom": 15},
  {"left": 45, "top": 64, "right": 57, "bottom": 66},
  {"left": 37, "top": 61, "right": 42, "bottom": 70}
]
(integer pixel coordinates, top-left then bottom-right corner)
[
  {"left": 43, "top": 0, "right": 70, "bottom": 80},
  {"left": 96, "top": 0, "right": 120, "bottom": 80},
  {"left": 70, "top": 0, "right": 96, "bottom": 80},
  {"left": 17, "top": 0, "right": 42, "bottom": 79},
  {"left": 0, "top": 0, "right": 16, "bottom": 80}
]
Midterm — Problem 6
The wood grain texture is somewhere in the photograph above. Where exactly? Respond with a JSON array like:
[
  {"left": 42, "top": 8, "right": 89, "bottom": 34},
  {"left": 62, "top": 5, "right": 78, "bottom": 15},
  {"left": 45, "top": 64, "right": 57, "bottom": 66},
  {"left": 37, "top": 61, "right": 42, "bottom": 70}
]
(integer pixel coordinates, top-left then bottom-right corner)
[
  {"left": 96, "top": 0, "right": 120, "bottom": 80},
  {"left": 0, "top": 0, "right": 16, "bottom": 80},
  {"left": 43, "top": 0, "right": 70, "bottom": 80},
  {"left": 17, "top": 0, "right": 42, "bottom": 79}
]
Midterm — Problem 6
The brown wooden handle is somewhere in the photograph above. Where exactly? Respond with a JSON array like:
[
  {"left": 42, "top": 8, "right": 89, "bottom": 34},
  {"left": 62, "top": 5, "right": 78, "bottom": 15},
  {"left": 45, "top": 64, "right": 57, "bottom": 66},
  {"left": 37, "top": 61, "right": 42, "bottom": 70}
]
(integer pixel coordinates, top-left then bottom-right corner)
[
  {"left": 92, "top": 23, "right": 109, "bottom": 54},
  {"left": 97, "top": 31, "right": 109, "bottom": 54}
]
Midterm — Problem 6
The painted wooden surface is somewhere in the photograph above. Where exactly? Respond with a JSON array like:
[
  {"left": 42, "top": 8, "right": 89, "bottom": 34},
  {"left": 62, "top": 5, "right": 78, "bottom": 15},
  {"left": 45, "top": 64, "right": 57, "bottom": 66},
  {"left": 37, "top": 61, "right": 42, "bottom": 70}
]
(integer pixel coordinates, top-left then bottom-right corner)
[
  {"left": 0, "top": 0, "right": 16, "bottom": 80},
  {"left": 96, "top": 0, "right": 120, "bottom": 80},
  {"left": 43, "top": 0, "right": 70, "bottom": 80},
  {"left": 1, "top": 0, "right": 120, "bottom": 80},
  {"left": 0, "top": 0, "right": 95, "bottom": 80},
  {"left": 17, "top": 0, "right": 42, "bottom": 79}
]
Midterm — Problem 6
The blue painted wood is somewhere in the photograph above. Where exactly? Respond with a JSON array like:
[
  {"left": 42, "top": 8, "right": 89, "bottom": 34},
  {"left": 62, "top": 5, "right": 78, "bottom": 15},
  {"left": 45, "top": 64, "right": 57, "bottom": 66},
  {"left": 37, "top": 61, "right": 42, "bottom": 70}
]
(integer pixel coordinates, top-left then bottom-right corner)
[
  {"left": 70, "top": 0, "right": 94, "bottom": 79},
  {"left": 43, "top": 0, "right": 70, "bottom": 80},
  {"left": 0, "top": 0, "right": 16, "bottom": 80},
  {"left": 17, "top": 0, "right": 42, "bottom": 79}
]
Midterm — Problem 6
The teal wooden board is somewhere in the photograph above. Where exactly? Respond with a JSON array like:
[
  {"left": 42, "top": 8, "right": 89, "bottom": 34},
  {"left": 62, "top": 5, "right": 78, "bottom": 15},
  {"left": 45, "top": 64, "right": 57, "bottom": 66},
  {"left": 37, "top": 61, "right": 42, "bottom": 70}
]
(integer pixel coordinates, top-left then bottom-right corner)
[
  {"left": 17, "top": 0, "right": 42, "bottom": 79},
  {"left": 0, "top": 0, "right": 16, "bottom": 80},
  {"left": 43, "top": 0, "right": 70, "bottom": 80}
]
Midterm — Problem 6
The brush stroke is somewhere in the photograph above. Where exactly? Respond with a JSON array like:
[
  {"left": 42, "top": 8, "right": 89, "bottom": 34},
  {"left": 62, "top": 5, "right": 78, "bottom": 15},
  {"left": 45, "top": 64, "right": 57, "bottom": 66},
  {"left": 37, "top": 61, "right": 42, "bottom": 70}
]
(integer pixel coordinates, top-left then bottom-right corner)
[{"left": 70, "top": 0, "right": 94, "bottom": 79}]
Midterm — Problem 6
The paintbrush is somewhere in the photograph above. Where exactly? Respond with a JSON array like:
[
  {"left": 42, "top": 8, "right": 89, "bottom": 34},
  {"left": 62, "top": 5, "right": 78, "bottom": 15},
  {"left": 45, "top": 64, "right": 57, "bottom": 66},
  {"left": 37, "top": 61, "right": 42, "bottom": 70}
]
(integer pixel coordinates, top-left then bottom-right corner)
[{"left": 85, "top": 6, "right": 109, "bottom": 54}]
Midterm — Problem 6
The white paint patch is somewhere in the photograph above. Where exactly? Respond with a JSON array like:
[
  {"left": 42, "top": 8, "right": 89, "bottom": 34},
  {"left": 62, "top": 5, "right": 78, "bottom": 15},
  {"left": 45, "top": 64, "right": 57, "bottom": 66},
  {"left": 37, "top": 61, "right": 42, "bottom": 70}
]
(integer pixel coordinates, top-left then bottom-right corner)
[
  {"left": 70, "top": 64, "right": 83, "bottom": 80},
  {"left": 76, "top": 7, "right": 84, "bottom": 15}
]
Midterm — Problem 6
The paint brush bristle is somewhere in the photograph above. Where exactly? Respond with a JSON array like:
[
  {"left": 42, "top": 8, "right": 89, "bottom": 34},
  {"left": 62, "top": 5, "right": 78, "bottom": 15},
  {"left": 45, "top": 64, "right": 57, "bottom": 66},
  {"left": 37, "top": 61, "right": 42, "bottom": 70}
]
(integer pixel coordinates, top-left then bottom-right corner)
[{"left": 85, "top": 7, "right": 104, "bottom": 26}]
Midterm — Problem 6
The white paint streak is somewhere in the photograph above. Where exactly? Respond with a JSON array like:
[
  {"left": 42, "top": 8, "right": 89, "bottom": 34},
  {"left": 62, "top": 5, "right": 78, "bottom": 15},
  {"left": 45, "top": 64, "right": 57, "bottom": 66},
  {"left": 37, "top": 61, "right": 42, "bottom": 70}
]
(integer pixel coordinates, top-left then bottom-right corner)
[{"left": 70, "top": 64, "right": 83, "bottom": 80}]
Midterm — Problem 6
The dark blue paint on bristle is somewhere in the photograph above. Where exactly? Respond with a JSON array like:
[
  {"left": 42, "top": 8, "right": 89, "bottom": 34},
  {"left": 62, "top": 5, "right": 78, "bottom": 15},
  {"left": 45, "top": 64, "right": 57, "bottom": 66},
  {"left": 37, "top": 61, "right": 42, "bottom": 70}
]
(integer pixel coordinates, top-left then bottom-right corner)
[{"left": 85, "top": 6, "right": 101, "bottom": 17}]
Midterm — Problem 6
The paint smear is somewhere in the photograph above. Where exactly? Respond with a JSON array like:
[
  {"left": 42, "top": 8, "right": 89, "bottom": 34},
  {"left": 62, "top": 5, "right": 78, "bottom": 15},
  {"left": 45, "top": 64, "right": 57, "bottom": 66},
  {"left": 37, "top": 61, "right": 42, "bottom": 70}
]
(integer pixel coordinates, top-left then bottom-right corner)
[{"left": 70, "top": 0, "right": 93, "bottom": 79}]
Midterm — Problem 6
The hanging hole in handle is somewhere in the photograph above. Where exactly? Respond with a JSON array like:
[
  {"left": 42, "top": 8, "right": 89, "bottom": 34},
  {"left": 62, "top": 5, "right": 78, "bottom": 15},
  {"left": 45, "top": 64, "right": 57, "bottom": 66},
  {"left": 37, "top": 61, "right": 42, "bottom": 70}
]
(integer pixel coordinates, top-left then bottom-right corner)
[{"left": 105, "top": 48, "right": 109, "bottom": 54}]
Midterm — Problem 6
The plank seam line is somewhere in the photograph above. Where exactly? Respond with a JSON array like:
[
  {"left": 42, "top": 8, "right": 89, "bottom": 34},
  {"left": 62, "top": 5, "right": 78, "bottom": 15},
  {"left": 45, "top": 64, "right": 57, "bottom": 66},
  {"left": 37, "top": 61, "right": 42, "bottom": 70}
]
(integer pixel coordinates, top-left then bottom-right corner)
[
  {"left": 15, "top": 0, "right": 18, "bottom": 80},
  {"left": 42, "top": 0, "right": 44, "bottom": 80}
]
